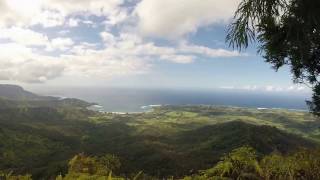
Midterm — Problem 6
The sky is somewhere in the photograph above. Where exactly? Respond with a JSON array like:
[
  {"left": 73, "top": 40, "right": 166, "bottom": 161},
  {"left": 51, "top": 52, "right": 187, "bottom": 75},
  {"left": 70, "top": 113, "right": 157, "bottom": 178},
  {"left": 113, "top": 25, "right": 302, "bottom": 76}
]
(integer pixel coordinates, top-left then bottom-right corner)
[{"left": 0, "top": 0, "right": 311, "bottom": 94}]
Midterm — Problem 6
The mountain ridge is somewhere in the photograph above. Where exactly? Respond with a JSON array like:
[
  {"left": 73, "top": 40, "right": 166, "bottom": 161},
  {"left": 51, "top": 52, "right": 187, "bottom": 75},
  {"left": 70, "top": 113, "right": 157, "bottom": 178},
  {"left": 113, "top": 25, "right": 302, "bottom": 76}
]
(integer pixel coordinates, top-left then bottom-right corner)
[
  {"left": 0, "top": 84, "right": 56, "bottom": 101},
  {"left": 0, "top": 84, "right": 95, "bottom": 109}
]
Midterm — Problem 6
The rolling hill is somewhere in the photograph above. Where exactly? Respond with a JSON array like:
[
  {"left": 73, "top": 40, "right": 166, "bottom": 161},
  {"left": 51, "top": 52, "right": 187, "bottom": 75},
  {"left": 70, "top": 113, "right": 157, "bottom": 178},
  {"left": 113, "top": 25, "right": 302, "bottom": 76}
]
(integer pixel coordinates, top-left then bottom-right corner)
[{"left": 0, "top": 85, "right": 318, "bottom": 179}]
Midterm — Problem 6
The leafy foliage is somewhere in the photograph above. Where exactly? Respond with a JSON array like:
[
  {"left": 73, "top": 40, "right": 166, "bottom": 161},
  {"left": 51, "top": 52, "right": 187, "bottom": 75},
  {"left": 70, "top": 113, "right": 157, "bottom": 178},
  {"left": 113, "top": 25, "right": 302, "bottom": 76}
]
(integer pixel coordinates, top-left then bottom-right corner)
[
  {"left": 206, "top": 146, "right": 262, "bottom": 179},
  {"left": 7, "top": 146, "right": 320, "bottom": 180},
  {"left": 227, "top": 0, "right": 320, "bottom": 115},
  {"left": 0, "top": 171, "right": 32, "bottom": 180},
  {"left": 185, "top": 146, "right": 320, "bottom": 180},
  {"left": 63, "top": 153, "right": 123, "bottom": 180}
]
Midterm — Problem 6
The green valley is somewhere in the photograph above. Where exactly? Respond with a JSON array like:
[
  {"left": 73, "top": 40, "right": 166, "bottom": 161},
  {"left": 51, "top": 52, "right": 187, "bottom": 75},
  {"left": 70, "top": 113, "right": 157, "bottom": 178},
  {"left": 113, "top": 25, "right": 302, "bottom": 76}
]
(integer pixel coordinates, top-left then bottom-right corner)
[{"left": 0, "top": 85, "right": 319, "bottom": 179}]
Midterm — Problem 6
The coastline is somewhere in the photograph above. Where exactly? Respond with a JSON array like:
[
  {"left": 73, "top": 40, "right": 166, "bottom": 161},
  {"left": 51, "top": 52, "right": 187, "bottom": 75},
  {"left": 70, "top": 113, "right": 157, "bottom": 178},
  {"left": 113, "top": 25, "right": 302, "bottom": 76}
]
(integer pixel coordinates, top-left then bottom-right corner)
[
  {"left": 87, "top": 103, "right": 309, "bottom": 114},
  {"left": 87, "top": 104, "right": 162, "bottom": 114}
]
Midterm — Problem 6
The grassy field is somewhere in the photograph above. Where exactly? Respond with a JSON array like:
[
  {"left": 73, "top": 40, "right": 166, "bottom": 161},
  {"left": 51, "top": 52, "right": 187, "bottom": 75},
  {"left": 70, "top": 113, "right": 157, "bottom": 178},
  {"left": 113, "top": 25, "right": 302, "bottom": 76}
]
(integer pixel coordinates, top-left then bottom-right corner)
[{"left": 91, "top": 105, "right": 320, "bottom": 142}]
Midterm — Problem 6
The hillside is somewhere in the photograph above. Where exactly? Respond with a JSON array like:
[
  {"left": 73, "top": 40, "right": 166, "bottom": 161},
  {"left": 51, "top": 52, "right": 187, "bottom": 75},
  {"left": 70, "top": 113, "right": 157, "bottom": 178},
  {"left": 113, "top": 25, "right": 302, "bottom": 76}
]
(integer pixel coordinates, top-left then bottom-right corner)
[
  {"left": 110, "top": 120, "right": 316, "bottom": 177},
  {"left": 0, "top": 103, "right": 318, "bottom": 178},
  {"left": 0, "top": 86, "right": 319, "bottom": 179},
  {"left": 0, "top": 112, "right": 316, "bottom": 178},
  {"left": 175, "top": 121, "right": 315, "bottom": 163}
]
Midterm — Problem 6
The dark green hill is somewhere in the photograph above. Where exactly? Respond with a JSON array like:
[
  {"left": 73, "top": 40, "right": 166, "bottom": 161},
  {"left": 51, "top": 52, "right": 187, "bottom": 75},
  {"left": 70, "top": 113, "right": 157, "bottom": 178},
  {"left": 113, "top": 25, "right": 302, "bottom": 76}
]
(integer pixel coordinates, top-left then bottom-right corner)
[
  {"left": 124, "top": 120, "right": 317, "bottom": 177},
  {"left": 177, "top": 120, "right": 316, "bottom": 154},
  {"left": 0, "top": 98, "right": 93, "bottom": 109},
  {"left": 0, "top": 109, "right": 316, "bottom": 179},
  {"left": 0, "top": 107, "right": 97, "bottom": 179},
  {"left": 169, "top": 121, "right": 316, "bottom": 173}
]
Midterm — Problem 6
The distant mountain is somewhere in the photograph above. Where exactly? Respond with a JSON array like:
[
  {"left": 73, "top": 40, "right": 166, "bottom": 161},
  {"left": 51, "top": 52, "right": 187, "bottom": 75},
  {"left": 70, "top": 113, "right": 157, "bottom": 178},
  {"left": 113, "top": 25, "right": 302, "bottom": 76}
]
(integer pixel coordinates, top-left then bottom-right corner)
[
  {"left": 177, "top": 120, "right": 316, "bottom": 154},
  {"left": 0, "top": 84, "right": 94, "bottom": 109},
  {"left": 0, "top": 84, "right": 56, "bottom": 101}
]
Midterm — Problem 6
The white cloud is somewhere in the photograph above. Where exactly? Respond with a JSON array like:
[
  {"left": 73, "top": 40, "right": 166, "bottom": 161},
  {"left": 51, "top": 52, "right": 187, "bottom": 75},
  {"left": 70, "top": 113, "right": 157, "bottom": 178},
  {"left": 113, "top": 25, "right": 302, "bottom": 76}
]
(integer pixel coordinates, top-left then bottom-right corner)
[
  {"left": 135, "top": 0, "right": 240, "bottom": 38},
  {"left": 10, "top": 60, "right": 65, "bottom": 83},
  {"left": 70, "top": 42, "right": 98, "bottom": 55},
  {"left": 46, "top": 38, "right": 74, "bottom": 51},
  {"left": 0, "top": 0, "right": 43, "bottom": 27},
  {"left": 265, "top": 86, "right": 286, "bottom": 92},
  {"left": 99, "top": 32, "right": 195, "bottom": 64},
  {"left": 66, "top": 56, "right": 148, "bottom": 82},
  {"left": 179, "top": 42, "right": 242, "bottom": 57},
  {"left": 0, "top": 43, "right": 65, "bottom": 83},
  {"left": 0, "top": 27, "right": 49, "bottom": 46},
  {"left": 0, "top": 0, "right": 247, "bottom": 84},
  {"left": 32, "top": 10, "right": 65, "bottom": 27},
  {"left": 220, "top": 85, "right": 310, "bottom": 92},
  {"left": 67, "top": 18, "right": 79, "bottom": 27},
  {"left": 220, "top": 86, "right": 235, "bottom": 90},
  {"left": 265, "top": 85, "right": 275, "bottom": 92},
  {"left": 98, "top": 31, "right": 242, "bottom": 64},
  {"left": 242, "top": 85, "right": 258, "bottom": 91},
  {"left": 100, "top": 32, "right": 116, "bottom": 45},
  {"left": 0, "top": 27, "right": 76, "bottom": 52},
  {"left": 0, "top": 0, "right": 127, "bottom": 28},
  {"left": 42, "top": 0, "right": 128, "bottom": 27},
  {"left": 160, "top": 55, "right": 195, "bottom": 64},
  {"left": 0, "top": 41, "right": 149, "bottom": 83},
  {"left": 44, "top": 0, "right": 125, "bottom": 16},
  {"left": 283, "top": 85, "right": 307, "bottom": 92}
]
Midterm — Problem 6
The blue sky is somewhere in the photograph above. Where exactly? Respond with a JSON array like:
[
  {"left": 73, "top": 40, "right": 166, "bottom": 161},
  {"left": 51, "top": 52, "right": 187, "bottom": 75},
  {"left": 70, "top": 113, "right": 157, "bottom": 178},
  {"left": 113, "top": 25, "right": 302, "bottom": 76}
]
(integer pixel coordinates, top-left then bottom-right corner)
[{"left": 0, "top": 0, "right": 310, "bottom": 93}]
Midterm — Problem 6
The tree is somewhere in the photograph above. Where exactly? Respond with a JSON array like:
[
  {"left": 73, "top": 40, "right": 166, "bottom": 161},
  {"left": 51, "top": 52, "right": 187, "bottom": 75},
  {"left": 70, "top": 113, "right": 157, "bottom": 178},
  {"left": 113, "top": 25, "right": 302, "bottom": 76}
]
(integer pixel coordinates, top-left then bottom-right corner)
[
  {"left": 0, "top": 171, "right": 32, "bottom": 180},
  {"left": 260, "top": 153, "right": 296, "bottom": 179},
  {"left": 62, "top": 153, "right": 144, "bottom": 180},
  {"left": 97, "top": 154, "right": 121, "bottom": 175},
  {"left": 67, "top": 153, "right": 121, "bottom": 176},
  {"left": 203, "top": 146, "right": 262, "bottom": 179},
  {"left": 227, "top": 0, "right": 320, "bottom": 115},
  {"left": 183, "top": 146, "right": 320, "bottom": 179}
]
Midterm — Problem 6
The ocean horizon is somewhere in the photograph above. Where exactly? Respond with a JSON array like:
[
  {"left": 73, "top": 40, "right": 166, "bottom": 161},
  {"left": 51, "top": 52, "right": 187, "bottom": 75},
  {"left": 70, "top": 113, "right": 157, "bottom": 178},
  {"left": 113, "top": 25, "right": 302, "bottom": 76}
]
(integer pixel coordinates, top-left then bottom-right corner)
[{"left": 30, "top": 87, "right": 311, "bottom": 113}]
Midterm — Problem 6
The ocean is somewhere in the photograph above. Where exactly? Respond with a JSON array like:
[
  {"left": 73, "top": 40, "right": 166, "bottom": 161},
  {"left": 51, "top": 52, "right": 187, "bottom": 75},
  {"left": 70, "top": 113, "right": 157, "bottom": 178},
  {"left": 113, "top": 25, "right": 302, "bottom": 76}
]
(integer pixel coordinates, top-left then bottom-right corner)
[{"left": 31, "top": 87, "right": 311, "bottom": 112}]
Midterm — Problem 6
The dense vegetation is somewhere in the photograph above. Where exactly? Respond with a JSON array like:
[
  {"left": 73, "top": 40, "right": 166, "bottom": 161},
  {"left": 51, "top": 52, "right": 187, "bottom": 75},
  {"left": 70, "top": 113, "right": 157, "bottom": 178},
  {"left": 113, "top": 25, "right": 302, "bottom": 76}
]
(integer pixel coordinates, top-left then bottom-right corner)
[
  {"left": 0, "top": 85, "right": 320, "bottom": 179},
  {"left": 183, "top": 146, "right": 320, "bottom": 180},
  {"left": 4, "top": 146, "right": 320, "bottom": 180},
  {"left": 227, "top": 0, "right": 320, "bottom": 115}
]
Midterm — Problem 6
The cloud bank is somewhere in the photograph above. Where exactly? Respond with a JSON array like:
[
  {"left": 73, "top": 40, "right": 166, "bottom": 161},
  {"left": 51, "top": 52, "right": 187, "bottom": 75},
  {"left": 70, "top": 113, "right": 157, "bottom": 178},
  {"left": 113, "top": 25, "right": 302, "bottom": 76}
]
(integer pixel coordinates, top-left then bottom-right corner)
[
  {"left": 135, "top": 0, "right": 240, "bottom": 38},
  {"left": 0, "top": 0, "right": 242, "bottom": 83},
  {"left": 219, "top": 85, "right": 310, "bottom": 93}
]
